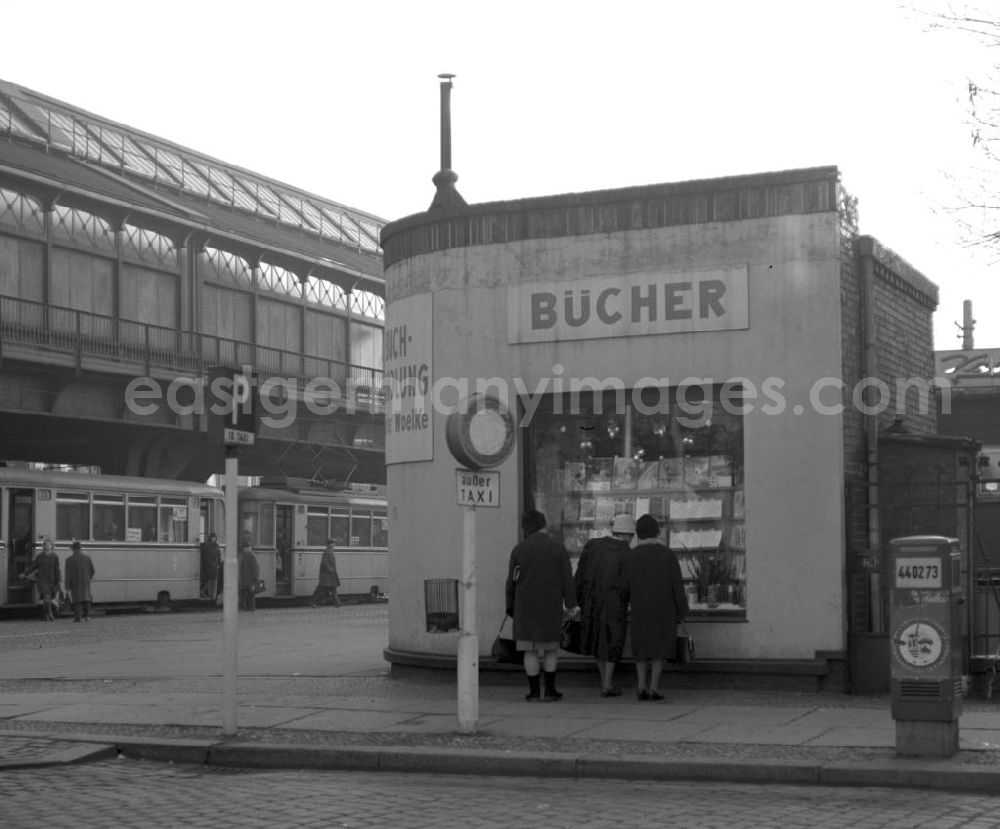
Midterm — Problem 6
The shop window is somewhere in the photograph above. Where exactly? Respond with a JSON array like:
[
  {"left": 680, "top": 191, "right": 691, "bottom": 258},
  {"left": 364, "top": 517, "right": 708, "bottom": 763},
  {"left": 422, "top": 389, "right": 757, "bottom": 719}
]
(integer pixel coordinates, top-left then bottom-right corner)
[
  {"left": 351, "top": 508, "right": 372, "bottom": 547},
  {"left": 306, "top": 506, "right": 328, "bottom": 546},
  {"left": 525, "top": 385, "right": 747, "bottom": 617},
  {"left": 160, "top": 497, "right": 188, "bottom": 543},
  {"left": 56, "top": 491, "right": 90, "bottom": 541},
  {"left": 127, "top": 495, "right": 157, "bottom": 541},
  {"left": 93, "top": 494, "right": 126, "bottom": 541}
]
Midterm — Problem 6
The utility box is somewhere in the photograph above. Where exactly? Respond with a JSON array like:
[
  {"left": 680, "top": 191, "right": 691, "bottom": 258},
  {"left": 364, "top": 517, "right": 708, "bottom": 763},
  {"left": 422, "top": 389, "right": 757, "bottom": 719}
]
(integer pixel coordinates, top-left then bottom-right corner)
[{"left": 888, "top": 535, "right": 964, "bottom": 757}]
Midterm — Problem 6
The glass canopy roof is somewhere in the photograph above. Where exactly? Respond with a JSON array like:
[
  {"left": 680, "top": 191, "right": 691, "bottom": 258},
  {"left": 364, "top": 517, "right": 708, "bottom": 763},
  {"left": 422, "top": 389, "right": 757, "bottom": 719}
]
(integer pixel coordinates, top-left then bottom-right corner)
[{"left": 0, "top": 80, "right": 384, "bottom": 256}]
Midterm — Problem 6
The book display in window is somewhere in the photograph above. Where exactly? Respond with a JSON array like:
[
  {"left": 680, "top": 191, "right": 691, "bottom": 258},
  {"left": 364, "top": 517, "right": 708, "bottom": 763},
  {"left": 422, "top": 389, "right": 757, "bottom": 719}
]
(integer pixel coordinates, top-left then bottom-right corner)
[
  {"left": 525, "top": 389, "right": 747, "bottom": 617},
  {"left": 548, "top": 454, "right": 746, "bottom": 613}
]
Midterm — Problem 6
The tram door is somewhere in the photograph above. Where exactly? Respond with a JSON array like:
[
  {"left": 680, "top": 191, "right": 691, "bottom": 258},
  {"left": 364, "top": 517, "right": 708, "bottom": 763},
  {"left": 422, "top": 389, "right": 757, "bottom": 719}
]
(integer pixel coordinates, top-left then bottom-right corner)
[
  {"left": 275, "top": 504, "right": 294, "bottom": 596},
  {"left": 7, "top": 490, "right": 35, "bottom": 605}
]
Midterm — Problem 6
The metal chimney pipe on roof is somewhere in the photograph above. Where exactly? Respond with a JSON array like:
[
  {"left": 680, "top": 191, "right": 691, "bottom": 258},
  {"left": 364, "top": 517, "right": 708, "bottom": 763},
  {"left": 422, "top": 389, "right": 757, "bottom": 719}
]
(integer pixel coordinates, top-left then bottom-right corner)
[
  {"left": 439, "top": 73, "right": 454, "bottom": 172},
  {"left": 429, "top": 73, "right": 467, "bottom": 211},
  {"left": 962, "top": 300, "right": 975, "bottom": 350}
]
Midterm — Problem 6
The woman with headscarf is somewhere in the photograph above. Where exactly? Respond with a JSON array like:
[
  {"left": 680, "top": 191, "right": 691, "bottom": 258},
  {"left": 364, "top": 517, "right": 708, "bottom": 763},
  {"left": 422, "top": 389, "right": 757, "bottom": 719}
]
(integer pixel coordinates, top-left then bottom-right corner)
[{"left": 624, "top": 514, "right": 688, "bottom": 701}]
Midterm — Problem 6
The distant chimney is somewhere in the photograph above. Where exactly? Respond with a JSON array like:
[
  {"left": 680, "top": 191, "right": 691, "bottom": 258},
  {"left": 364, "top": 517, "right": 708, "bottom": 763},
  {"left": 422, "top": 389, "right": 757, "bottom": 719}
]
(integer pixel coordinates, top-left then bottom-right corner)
[
  {"left": 429, "top": 73, "right": 467, "bottom": 210},
  {"left": 962, "top": 300, "right": 975, "bottom": 350}
]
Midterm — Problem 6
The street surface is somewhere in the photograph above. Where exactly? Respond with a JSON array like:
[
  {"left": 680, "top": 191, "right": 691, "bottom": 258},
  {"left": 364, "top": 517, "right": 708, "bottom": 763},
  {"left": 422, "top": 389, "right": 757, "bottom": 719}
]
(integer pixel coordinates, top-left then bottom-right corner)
[
  {"left": 2, "top": 605, "right": 1000, "bottom": 828},
  {"left": 4, "top": 761, "right": 1000, "bottom": 828}
]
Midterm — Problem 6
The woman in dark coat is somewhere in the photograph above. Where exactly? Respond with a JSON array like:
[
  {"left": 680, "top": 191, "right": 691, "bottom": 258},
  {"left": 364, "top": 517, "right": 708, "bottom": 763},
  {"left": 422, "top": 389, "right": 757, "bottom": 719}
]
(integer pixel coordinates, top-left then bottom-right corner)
[
  {"left": 199, "top": 533, "right": 221, "bottom": 599},
  {"left": 574, "top": 515, "right": 632, "bottom": 696},
  {"left": 64, "top": 540, "right": 96, "bottom": 622},
  {"left": 624, "top": 514, "right": 688, "bottom": 701},
  {"left": 505, "top": 510, "right": 578, "bottom": 702},
  {"left": 311, "top": 541, "right": 341, "bottom": 606},
  {"left": 238, "top": 544, "right": 260, "bottom": 611},
  {"left": 24, "top": 537, "right": 61, "bottom": 621}
]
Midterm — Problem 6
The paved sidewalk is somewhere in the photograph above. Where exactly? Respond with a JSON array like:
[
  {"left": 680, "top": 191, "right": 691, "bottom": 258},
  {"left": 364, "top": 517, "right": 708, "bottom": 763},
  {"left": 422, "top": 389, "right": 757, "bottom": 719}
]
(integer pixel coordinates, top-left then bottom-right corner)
[
  {"left": 2, "top": 605, "right": 1000, "bottom": 792},
  {"left": 3, "top": 681, "right": 1000, "bottom": 792}
]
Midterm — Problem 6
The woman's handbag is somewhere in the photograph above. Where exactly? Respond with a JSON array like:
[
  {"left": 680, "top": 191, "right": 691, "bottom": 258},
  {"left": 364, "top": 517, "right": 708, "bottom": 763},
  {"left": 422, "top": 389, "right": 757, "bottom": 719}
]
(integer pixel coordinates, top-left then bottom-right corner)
[
  {"left": 560, "top": 617, "right": 582, "bottom": 653},
  {"left": 675, "top": 621, "right": 696, "bottom": 665},
  {"left": 491, "top": 616, "right": 523, "bottom": 665},
  {"left": 251, "top": 579, "right": 266, "bottom": 595}
]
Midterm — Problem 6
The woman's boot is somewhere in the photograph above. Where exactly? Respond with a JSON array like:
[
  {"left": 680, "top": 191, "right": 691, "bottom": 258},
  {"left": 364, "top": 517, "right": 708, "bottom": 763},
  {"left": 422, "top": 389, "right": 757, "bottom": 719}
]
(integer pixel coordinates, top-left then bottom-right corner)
[
  {"left": 525, "top": 673, "right": 541, "bottom": 701},
  {"left": 542, "top": 671, "right": 562, "bottom": 702}
]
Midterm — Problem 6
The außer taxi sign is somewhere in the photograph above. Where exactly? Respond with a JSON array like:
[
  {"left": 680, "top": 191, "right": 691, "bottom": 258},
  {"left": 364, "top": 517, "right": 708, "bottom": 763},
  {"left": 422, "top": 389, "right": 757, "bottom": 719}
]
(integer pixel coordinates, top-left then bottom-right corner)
[{"left": 456, "top": 469, "right": 500, "bottom": 508}]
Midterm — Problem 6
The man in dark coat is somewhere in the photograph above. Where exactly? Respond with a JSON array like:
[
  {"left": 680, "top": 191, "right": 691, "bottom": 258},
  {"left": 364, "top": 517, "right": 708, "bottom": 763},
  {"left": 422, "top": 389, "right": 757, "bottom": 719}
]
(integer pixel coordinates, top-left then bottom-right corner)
[
  {"left": 505, "top": 510, "right": 578, "bottom": 702},
  {"left": 575, "top": 514, "right": 632, "bottom": 696},
  {"left": 624, "top": 514, "right": 689, "bottom": 701},
  {"left": 64, "top": 540, "right": 95, "bottom": 622}
]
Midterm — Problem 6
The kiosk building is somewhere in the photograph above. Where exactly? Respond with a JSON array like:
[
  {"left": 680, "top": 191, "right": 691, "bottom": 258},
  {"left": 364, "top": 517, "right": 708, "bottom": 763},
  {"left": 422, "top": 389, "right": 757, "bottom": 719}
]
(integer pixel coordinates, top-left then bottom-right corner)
[{"left": 381, "top": 165, "right": 945, "bottom": 690}]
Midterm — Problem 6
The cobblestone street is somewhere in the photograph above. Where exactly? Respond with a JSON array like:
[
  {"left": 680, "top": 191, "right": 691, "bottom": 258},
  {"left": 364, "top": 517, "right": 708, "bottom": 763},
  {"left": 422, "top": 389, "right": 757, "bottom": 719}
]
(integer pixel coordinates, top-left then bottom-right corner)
[{"left": 4, "top": 759, "right": 1000, "bottom": 829}]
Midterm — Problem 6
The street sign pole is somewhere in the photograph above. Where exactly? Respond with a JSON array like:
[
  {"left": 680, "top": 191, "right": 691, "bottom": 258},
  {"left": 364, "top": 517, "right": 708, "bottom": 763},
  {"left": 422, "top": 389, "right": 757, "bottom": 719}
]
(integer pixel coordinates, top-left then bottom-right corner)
[
  {"left": 457, "top": 503, "right": 478, "bottom": 733},
  {"left": 445, "top": 394, "right": 515, "bottom": 737},
  {"left": 222, "top": 448, "right": 239, "bottom": 736}
]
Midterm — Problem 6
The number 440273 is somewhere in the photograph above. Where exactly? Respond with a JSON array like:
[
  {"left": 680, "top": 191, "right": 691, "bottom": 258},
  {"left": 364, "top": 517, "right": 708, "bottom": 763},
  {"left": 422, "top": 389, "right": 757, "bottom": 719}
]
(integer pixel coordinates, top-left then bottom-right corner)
[{"left": 898, "top": 564, "right": 939, "bottom": 581}]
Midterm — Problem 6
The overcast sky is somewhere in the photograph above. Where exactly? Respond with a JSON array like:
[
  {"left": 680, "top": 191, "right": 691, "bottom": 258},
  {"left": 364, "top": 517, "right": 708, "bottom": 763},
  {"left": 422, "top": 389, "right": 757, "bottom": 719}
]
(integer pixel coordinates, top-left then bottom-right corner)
[{"left": 4, "top": 0, "right": 997, "bottom": 351}]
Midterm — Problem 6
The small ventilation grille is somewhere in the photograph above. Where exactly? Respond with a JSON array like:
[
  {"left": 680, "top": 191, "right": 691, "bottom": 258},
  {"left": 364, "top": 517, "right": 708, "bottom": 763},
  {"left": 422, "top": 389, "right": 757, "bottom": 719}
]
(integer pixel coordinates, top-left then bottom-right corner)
[{"left": 899, "top": 679, "right": 941, "bottom": 699}]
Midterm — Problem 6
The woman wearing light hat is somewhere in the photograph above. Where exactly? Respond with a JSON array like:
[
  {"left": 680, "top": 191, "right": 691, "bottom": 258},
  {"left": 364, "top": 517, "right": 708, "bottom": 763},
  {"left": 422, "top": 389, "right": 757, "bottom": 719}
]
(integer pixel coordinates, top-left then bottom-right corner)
[{"left": 575, "top": 514, "right": 633, "bottom": 696}]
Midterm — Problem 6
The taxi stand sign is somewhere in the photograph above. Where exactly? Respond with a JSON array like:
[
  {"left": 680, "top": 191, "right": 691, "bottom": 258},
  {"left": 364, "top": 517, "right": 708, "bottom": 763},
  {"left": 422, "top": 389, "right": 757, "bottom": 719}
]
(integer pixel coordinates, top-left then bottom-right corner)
[{"left": 456, "top": 469, "right": 500, "bottom": 508}]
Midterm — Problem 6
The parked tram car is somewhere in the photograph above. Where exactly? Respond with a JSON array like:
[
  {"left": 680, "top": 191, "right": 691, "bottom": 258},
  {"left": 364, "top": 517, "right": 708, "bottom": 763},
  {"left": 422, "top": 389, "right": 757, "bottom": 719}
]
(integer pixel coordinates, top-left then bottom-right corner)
[
  {"left": 237, "top": 483, "right": 388, "bottom": 602},
  {"left": 0, "top": 468, "right": 224, "bottom": 608}
]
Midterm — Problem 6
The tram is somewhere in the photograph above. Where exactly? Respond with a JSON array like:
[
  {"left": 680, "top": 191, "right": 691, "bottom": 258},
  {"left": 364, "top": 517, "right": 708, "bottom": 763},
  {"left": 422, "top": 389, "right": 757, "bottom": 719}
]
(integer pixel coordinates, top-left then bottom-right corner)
[
  {"left": 0, "top": 468, "right": 224, "bottom": 608},
  {"left": 237, "top": 482, "right": 388, "bottom": 601},
  {"left": 0, "top": 468, "right": 388, "bottom": 609}
]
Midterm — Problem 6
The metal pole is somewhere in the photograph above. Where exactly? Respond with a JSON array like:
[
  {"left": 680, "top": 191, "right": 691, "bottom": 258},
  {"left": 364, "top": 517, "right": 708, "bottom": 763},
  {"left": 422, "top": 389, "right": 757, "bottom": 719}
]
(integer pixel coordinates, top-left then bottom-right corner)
[
  {"left": 457, "top": 504, "right": 478, "bottom": 733},
  {"left": 222, "top": 450, "right": 239, "bottom": 735}
]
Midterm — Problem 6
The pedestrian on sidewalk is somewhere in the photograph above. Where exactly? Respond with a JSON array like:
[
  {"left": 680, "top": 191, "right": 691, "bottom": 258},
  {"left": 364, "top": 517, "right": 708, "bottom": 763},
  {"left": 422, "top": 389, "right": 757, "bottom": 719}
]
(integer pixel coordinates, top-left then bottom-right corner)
[
  {"left": 23, "top": 537, "right": 61, "bottom": 621},
  {"left": 505, "top": 510, "right": 579, "bottom": 702},
  {"left": 624, "top": 514, "right": 688, "bottom": 701},
  {"left": 64, "top": 540, "right": 95, "bottom": 622},
  {"left": 238, "top": 543, "right": 260, "bottom": 611},
  {"left": 311, "top": 540, "right": 341, "bottom": 607},
  {"left": 199, "top": 532, "right": 221, "bottom": 599},
  {"left": 575, "top": 514, "right": 632, "bottom": 697}
]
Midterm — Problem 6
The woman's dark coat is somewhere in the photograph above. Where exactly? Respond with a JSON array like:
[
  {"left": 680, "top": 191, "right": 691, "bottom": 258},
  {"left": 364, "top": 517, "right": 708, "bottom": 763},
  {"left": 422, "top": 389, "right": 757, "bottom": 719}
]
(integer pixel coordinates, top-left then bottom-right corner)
[
  {"left": 200, "top": 539, "right": 221, "bottom": 580},
  {"left": 26, "top": 550, "right": 60, "bottom": 599},
  {"left": 238, "top": 548, "right": 260, "bottom": 590},
  {"left": 625, "top": 541, "right": 689, "bottom": 660},
  {"left": 318, "top": 549, "right": 340, "bottom": 587},
  {"left": 574, "top": 535, "right": 629, "bottom": 661},
  {"left": 505, "top": 530, "right": 576, "bottom": 643}
]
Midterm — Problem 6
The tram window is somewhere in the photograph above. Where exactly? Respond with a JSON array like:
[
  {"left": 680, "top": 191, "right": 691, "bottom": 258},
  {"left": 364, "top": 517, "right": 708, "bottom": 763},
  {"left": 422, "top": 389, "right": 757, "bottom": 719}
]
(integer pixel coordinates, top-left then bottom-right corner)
[
  {"left": 351, "top": 507, "right": 372, "bottom": 547},
  {"left": 128, "top": 495, "right": 157, "bottom": 542},
  {"left": 306, "top": 507, "right": 328, "bottom": 546},
  {"left": 93, "top": 494, "right": 126, "bottom": 541},
  {"left": 330, "top": 509, "right": 349, "bottom": 546},
  {"left": 56, "top": 491, "right": 90, "bottom": 541},
  {"left": 373, "top": 509, "right": 388, "bottom": 548},
  {"left": 240, "top": 509, "right": 259, "bottom": 545},
  {"left": 160, "top": 497, "right": 188, "bottom": 542}
]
